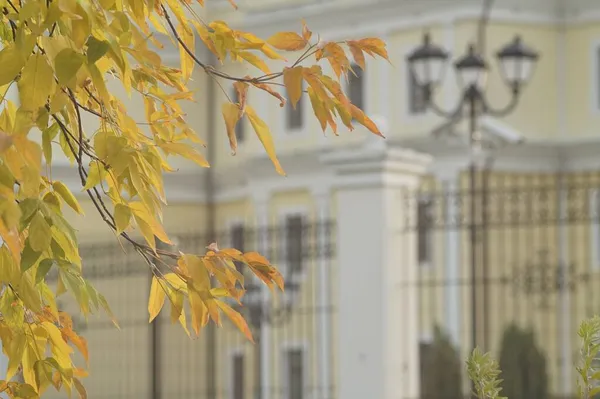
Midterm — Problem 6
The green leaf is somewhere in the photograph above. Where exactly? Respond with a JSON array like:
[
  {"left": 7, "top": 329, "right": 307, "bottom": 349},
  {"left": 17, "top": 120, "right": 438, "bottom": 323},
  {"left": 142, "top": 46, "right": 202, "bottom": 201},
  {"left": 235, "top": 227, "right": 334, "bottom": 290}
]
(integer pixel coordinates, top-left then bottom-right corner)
[
  {"left": 19, "top": 198, "right": 40, "bottom": 228},
  {"left": 0, "top": 45, "right": 26, "bottom": 86},
  {"left": 36, "top": 259, "right": 54, "bottom": 284},
  {"left": 28, "top": 212, "right": 52, "bottom": 252},
  {"left": 114, "top": 203, "right": 131, "bottom": 234},
  {"left": 86, "top": 36, "right": 110, "bottom": 64},
  {"left": 18, "top": 54, "right": 56, "bottom": 112},
  {"left": 54, "top": 49, "right": 85, "bottom": 88},
  {"left": 59, "top": 265, "right": 90, "bottom": 314},
  {"left": 20, "top": 239, "right": 41, "bottom": 273}
]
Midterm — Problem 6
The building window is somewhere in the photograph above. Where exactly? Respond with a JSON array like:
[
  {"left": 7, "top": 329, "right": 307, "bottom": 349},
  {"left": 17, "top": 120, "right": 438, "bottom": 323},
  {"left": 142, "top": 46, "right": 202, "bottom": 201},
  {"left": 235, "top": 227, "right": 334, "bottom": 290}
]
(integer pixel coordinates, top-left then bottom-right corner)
[
  {"left": 408, "top": 67, "right": 427, "bottom": 114},
  {"left": 232, "top": 89, "right": 245, "bottom": 142},
  {"left": 417, "top": 198, "right": 433, "bottom": 266},
  {"left": 285, "top": 215, "right": 304, "bottom": 276},
  {"left": 285, "top": 349, "right": 304, "bottom": 399},
  {"left": 232, "top": 353, "right": 245, "bottom": 399},
  {"left": 286, "top": 86, "right": 303, "bottom": 130},
  {"left": 348, "top": 65, "right": 364, "bottom": 110},
  {"left": 231, "top": 224, "right": 245, "bottom": 273}
]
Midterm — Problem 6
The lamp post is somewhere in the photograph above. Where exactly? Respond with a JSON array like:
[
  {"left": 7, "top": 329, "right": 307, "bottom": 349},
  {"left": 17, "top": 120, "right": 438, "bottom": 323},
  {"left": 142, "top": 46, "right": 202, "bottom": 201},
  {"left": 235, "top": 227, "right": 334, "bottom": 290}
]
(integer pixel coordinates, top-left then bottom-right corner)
[{"left": 406, "top": 33, "right": 539, "bottom": 352}]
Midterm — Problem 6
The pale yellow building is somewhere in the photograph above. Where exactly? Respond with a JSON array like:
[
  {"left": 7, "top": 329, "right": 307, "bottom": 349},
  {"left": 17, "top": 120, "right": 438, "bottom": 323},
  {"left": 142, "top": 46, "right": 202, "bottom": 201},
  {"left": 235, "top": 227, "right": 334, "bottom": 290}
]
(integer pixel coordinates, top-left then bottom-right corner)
[{"left": 28, "top": 1, "right": 600, "bottom": 399}]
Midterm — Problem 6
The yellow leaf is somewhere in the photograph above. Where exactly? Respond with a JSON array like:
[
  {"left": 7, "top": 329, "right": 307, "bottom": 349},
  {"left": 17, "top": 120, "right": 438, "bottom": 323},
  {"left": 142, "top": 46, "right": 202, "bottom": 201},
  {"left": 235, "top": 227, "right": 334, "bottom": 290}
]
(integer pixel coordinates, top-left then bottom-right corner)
[
  {"left": 52, "top": 181, "right": 84, "bottom": 215},
  {"left": 159, "top": 142, "right": 209, "bottom": 167},
  {"left": 29, "top": 212, "right": 52, "bottom": 252},
  {"left": 0, "top": 45, "right": 26, "bottom": 86},
  {"left": 266, "top": 32, "right": 307, "bottom": 51},
  {"left": 245, "top": 105, "right": 285, "bottom": 176},
  {"left": 87, "top": 63, "right": 111, "bottom": 104},
  {"left": 18, "top": 54, "right": 56, "bottom": 112},
  {"left": 307, "top": 86, "right": 328, "bottom": 132},
  {"left": 237, "top": 51, "right": 270, "bottom": 74},
  {"left": 83, "top": 161, "right": 105, "bottom": 191},
  {"left": 222, "top": 102, "right": 241, "bottom": 155},
  {"left": 0, "top": 131, "right": 14, "bottom": 154},
  {"left": 283, "top": 67, "right": 304, "bottom": 109},
  {"left": 7, "top": 333, "right": 26, "bottom": 381},
  {"left": 177, "top": 23, "right": 195, "bottom": 81},
  {"left": 216, "top": 300, "right": 253, "bottom": 343},
  {"left": 148, "top": 276, "right": 166, "bottom": 322},
  {"left": 188, "top": 287, "right": 208, "bottom": 335},
  {"left": 54, "top": 49, "right": 85, "bottom": 89},
  {"left": 114, "top": 203, "right": 131, "bottom": 234},
  {"left": 129, "top": 202, "right": 171, "bottom": 245}
]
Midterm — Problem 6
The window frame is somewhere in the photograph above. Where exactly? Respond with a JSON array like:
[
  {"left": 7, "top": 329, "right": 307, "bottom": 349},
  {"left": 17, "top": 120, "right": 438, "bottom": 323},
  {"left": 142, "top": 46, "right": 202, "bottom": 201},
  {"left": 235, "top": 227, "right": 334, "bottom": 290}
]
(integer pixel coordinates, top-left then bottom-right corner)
[
  {"left": 280, "top": 341, "right": 309, "bottom": 399},
  {"left": 417, "top": 195, "right": 434, "bottom": 269},
  {"left": 228, "top": 348, "right": 246, "bottom": 399}
]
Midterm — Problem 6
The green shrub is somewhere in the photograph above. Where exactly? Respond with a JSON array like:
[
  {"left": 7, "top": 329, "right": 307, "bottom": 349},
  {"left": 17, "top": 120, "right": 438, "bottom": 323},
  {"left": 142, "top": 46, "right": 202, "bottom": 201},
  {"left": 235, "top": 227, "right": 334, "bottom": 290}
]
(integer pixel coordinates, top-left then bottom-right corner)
[
  {"left": 420, "top": 326, "right": 464, "bottom": 399},
  {"left": 497, "top": 324, "right": 548, "bottom": 399}
]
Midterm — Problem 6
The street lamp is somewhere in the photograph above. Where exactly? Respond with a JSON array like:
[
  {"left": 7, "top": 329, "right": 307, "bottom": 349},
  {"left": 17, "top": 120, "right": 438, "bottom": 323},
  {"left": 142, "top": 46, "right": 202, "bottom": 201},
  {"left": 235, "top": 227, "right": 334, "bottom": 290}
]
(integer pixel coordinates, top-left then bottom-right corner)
[{"left": 406, "top": 33, "right": 539, "bottom": 353}]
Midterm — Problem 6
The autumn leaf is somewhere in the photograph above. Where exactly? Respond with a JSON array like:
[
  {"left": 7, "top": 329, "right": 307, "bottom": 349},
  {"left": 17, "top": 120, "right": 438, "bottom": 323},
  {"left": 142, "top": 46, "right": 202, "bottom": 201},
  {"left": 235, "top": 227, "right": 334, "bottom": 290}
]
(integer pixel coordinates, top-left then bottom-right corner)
[
  {"left": 283, "top": 67, "right": 304, "bottom": 110},
  {"left": 266, "top": 32, "right": 307, "bottom": 51},
  {"left": 0, "top": 45, "right": 26, "bottom": 86},
  {"left": 222, "top": 102, "right": 241, "bottom": 155},
  {"left": 347, "top": 41, "right": 366, "bottom": 70},
  {"left": 301, "top": 20, "right": 312, "bottom": 41},
  {"left": 53, "top": 181, "right": 84, "bottom": 215},
  {"left": 149, "top": 276, "right": 167, "bottom": 322},
  {"left": 245, "top": 105, "right": 285, "bottom": 176},
  {"left": 237, "top": 51, "right": 271, "bottom": 74},
  {"left": 356, "top": 38, "right": 390, "bottom": 61},
  {"left": 18, "top": 54, "right": 56, "bottom": 112}
]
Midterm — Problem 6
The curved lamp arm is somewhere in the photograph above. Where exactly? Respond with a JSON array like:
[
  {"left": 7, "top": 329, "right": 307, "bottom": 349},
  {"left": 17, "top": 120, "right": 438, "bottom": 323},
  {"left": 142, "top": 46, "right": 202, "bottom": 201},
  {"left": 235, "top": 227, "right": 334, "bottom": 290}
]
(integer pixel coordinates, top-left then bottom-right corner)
[
  {"left": 481, "top": 87, "right": 521, "bottom": 118},
  {"left": 424, "top": 84, "right": 465, "bottom": 120}
]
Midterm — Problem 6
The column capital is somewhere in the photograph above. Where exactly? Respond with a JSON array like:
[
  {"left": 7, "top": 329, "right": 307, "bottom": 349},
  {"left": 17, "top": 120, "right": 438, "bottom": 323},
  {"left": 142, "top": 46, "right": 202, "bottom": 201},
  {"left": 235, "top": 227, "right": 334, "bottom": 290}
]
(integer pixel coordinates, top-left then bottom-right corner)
[{"left": 320, "top": 139, "right": 432, "bottom": 189}]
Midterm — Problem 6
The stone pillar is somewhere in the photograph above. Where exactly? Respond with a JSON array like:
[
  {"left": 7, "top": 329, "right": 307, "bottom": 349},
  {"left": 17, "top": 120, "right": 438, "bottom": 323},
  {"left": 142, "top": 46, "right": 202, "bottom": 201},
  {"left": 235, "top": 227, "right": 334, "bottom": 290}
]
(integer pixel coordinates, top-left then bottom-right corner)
[
  {"left": 313, "top": 187, "right": 332, "bottom": 399},
  {"left": 321, "top": 139, "right": 431, "bottom": 399},
  {"left": 253, "top": 193, "right": 271, "bottom": 399},
  {"left": 432, "top": 163, "right": 463, "bottom": 349}
]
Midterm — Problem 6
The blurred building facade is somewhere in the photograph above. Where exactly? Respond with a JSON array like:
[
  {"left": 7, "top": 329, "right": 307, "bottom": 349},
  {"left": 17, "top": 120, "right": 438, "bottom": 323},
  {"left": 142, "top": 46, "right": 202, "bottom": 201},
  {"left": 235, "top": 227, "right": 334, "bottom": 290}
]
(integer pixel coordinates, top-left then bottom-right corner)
[{"left": 28, "top": 0, "right": 600, "bottom": 399}]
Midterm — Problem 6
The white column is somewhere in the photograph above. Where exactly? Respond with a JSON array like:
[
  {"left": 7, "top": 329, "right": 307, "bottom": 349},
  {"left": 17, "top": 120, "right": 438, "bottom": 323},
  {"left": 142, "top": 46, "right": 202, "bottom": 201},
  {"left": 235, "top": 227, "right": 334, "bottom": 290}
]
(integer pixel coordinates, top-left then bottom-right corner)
[
  {"left": 253, "top": 194, "right": 271, "bottom": 399},
  {"left": 321, "top": 140, "right": 431, "bottom": 399},
  {"left": 313, "top": 188, "right": 331, "bottom": 399},
  {"left": 433, "top": 164, "right": 462, "bottom": 348}
]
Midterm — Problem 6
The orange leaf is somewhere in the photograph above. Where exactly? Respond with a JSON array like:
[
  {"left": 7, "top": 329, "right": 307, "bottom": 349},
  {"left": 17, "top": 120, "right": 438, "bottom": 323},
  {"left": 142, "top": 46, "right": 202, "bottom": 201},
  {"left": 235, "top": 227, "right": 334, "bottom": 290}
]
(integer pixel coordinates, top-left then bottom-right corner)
[
  {"left": 283, "top": 66, "right": 304, "bottom": 110},
  {"left": 266, "top": 32, "right": 307, "bottom": 51},
  {"left": 347, "top": 41, "right": 366, "bottom": 70},
  {"left": 323, "top": 42, "right": 349, "bottom": 78},
  {"left": 349, "top": 104, "right": 384, "bottom": 137},
  {"left": 233, "top": 81, "right": 249, "bottom": 112},
  {"left": 301, "top": 19, "right": 312, "bottom": 41},
  {"left": 227, "top": 0, "right": 238, "bottom": 9},
  {"left": 302, "top": 66, "right": 329, "bottom": 102},
  {"left": 251, "top": 81, "right": 286, "bottom": 107},
  {"left": 357, "top": 37, "right": 389, "bottom": 61},
  {"left": 222, "top": 102, "right": 241, "bottom": 155},
  {"left": 216, "top": 300, "right": 254, "bottom": 343}
]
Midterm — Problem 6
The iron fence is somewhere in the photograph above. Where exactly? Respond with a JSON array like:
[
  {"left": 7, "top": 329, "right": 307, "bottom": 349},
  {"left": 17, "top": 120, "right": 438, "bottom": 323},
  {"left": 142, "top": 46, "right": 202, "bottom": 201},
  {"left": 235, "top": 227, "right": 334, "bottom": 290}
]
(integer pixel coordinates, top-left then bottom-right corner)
[
  {"left": 44, "top": 218, "right": 337, "bottom": 399},
  {"left": 402, "top": 171, "right": 600, "bottom": 398}
]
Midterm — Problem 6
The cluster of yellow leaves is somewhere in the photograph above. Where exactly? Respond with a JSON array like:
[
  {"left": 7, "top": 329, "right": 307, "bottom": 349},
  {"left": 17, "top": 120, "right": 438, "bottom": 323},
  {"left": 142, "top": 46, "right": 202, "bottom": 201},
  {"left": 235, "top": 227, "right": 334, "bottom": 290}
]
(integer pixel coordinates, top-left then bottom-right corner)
[
  {"left": 0, "top": 0, "right": 388, "bottom": 396},
  {"left": 219, "top": 21, "right": 389, "bottom": 173},
  {"left": 148, "top": 245, "right": 283, "bottom": 342}
]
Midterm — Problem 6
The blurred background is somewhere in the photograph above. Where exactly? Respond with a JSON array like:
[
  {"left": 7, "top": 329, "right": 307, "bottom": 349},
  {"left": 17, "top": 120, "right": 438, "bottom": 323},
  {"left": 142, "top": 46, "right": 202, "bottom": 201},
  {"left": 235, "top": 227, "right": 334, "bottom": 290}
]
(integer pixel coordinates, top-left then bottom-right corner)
[{"left": 7, "top": 0, "right": 600, "bottom": 398}]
